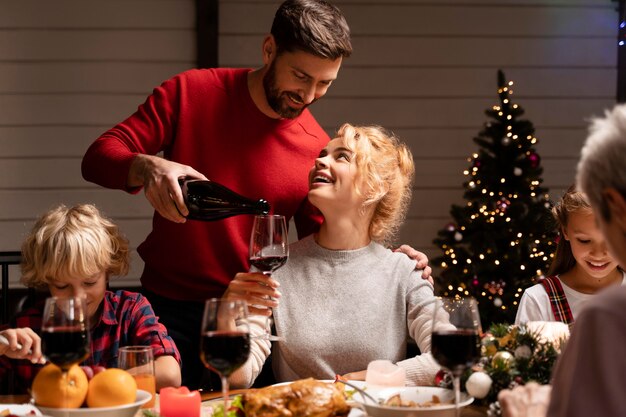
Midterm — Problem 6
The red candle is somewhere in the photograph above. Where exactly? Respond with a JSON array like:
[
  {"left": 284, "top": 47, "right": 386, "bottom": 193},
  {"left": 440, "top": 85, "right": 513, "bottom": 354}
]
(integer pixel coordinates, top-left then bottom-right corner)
[{"left": 160, "top": 386, "right": 201, "bottom": 417}]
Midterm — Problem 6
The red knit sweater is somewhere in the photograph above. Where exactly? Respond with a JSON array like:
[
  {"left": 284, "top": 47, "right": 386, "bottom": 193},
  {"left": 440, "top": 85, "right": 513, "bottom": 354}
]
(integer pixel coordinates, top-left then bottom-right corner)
[{"left": 82, "top": 68, "right": 327, "bottom": 300}]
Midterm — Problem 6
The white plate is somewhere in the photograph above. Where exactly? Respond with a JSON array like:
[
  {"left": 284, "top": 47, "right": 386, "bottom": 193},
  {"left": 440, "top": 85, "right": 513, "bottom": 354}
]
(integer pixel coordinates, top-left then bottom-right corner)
[
  {"left": 0, "top": 404, "right": 44, "bottom": 416},
  {"left": 37, "top": 389, "right": 151, "bottom": 417}
]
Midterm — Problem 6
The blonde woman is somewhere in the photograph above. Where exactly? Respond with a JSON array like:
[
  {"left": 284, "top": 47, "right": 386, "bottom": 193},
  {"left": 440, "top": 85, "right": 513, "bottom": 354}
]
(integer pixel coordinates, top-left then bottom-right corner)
[
  {"left": 0, "top": 204, "right": 181, "bottom": 393},
  {"left": 227, "top": 123, "right": 439, "bottom": 387}
]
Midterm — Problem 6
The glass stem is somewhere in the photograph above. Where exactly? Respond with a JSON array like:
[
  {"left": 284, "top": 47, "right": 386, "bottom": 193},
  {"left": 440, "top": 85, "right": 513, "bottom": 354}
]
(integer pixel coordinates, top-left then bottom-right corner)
[
  {"left": 452, "top": 375, "right": 461, "bottom": 417},
  {"left": 221, "top": 375, "right": 230, "bottom": 415}
]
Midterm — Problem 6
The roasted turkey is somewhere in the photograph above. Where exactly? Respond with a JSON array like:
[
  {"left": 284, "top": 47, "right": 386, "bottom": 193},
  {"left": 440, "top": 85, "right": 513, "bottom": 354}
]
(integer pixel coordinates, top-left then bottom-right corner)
[{"left": 242, "top": 378, "right": 351, "bottom": 417}]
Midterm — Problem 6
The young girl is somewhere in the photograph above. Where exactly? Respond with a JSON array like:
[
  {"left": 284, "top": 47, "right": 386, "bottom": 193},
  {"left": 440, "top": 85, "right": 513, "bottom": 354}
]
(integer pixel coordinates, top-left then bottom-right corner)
[
  {"left": 0, "top": 204, "right": 181, "bottom": 393},
  {"left": 226, "top": 123, "right": 440, "bottom": 388},
  {"left": 515, "top": 186, "right": 626, "bottom": 325}
]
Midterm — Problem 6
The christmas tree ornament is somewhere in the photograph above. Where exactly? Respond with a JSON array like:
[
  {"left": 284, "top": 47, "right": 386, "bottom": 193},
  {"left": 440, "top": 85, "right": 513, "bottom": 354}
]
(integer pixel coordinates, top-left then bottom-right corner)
[
  {"left": 454, "top": 231, "right": 463, "bottom": 241},
  {"left": 528, "top": 151, "right": 540, "bottom": 168},
  {"left": 446, "top": 223, "right": 456, "bottom": 232},
  {"left": 514, "top": 345, "right": 532, "bottom": 359},
  {"left": 465, "top": 372, "right": 493, "bottom": 399},
  {"left": 491, "top": 351, "right": 514, "bottom": 369},
  {"left": 513, "top": 167, "right": 523, "bottom": 176},
  {"left": 493, "top": 297, "right": 503, "bottom": 307}
]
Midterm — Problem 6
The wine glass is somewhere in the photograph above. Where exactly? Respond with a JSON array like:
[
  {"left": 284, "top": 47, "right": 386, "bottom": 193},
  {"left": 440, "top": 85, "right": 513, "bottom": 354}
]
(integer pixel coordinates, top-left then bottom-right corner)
[
  {"left": 248, "top": 214, "right": 289, "bottom": 341},
  {"left": 200, "top": 298, "right": 251, "bottom": 414},
  {"left": 431, "top": 297, "right": 482, "bottom": 417},
  {"left": 41, "top": 296, "right": 90, "bottom": 409}
]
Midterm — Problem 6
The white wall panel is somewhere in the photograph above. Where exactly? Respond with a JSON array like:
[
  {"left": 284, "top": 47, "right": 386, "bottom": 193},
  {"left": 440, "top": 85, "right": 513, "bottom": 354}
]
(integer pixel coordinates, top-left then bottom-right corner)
[{"left": 0, "top": 0, "right": 618, "bottom": 288}]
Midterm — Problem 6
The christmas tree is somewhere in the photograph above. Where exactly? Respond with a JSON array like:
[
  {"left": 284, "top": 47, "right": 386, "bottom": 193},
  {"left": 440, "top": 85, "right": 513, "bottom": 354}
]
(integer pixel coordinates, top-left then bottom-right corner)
[{"left": 433, "top": 70, "right": 558, "bottom": 326}]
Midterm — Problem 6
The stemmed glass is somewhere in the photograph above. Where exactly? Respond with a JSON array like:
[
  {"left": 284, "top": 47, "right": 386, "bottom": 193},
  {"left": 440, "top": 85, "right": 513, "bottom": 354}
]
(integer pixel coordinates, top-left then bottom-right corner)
[
  {"left": 431, "top": 297, "right": 482, "bottom": 417},
  {"left": 200, "top": 299, "right": 251, "bottom": 415},
  {"left": 248, "top": 214, "right": 289, "bottom": 341},
  {"left": 41, "top": 296, "right": 90, "bottom": 408}
]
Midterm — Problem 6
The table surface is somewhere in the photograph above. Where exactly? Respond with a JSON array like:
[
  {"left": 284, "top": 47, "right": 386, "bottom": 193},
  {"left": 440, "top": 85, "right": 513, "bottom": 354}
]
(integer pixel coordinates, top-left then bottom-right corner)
[{"left": 1, "top": 392, "right": 488, "bottom": 417}]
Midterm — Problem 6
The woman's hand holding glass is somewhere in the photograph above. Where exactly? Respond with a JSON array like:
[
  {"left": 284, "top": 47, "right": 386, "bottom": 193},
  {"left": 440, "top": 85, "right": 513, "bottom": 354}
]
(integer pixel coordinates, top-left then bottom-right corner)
[{"left": 223, "top": 272, "right": 281, "bottom": 316}]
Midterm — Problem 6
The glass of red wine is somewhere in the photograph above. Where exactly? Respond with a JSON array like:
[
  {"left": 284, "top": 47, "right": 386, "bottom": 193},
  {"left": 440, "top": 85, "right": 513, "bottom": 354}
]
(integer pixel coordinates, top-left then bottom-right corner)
[
  {"left": 248, "top": 214, "right": 289, "bottom": 341},
  {"left": 41, "top": 296, "right": 90, "bottom": 409},
  {"left": 431, "top": 297, "right": 482, "bottom": 417},
  {"left": 200, "top": 298, "right": 251, "bottom": 415},
  {"left": 41, "top": 296, "right": 90, "bottom": 371}
]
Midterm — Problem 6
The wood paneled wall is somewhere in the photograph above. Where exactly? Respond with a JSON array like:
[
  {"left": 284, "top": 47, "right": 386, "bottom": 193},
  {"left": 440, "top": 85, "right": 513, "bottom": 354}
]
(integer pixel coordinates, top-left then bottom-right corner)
[{"left": 0, "top": 0, "right": 617, "bottom": 287}]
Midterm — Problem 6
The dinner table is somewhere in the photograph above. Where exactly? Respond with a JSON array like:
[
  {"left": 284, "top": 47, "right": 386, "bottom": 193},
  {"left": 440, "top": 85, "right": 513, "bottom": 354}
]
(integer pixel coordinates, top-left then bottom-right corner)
[{"left": 0, "top": 390, "right": 489, "bottom": 417}]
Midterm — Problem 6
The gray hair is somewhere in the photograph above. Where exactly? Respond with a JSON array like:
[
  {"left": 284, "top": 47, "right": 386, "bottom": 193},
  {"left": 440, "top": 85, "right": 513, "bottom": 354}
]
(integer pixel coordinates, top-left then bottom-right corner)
[{"left": 576, "top": 104, "right": 626, "bottom": 221}]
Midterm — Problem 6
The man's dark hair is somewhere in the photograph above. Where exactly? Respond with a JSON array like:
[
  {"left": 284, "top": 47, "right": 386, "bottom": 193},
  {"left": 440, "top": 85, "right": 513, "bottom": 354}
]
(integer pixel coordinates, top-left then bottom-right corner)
[{"left": 271, "top": 0, "right": 352, "bottom": 59}]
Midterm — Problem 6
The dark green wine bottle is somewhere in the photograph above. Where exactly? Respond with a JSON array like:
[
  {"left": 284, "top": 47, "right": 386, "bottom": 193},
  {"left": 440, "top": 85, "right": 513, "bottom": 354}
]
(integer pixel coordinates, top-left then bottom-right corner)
[{"left": 178, "top": 178, "right": 270, "bottom": 221}]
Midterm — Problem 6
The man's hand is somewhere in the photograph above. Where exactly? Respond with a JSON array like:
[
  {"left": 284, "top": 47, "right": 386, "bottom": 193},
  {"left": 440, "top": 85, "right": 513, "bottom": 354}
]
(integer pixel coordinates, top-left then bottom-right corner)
[
  {"left": 223, "top": 272, "right": 281, "bottom": 316},
  {"left": 394, "top": 245, "right": 433, "bottom": 283},
  {"left": 498, "top": 382, "right": 551, "bottom": 417},
  {"left": 129, "top": 155, "right": 207, "bottom": 223}
]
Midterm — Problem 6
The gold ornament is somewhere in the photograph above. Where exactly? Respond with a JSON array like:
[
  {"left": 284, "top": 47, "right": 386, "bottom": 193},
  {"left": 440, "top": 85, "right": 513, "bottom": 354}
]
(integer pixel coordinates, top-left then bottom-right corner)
[{"left": 491, "top": 351, "right": 515, "bottom": 370}]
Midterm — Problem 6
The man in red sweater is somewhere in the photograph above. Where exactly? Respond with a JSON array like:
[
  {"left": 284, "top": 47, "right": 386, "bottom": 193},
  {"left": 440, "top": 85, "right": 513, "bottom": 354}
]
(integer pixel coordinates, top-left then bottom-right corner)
[{"left": 82, "top": 0, "right": 430, "bottom": 389}]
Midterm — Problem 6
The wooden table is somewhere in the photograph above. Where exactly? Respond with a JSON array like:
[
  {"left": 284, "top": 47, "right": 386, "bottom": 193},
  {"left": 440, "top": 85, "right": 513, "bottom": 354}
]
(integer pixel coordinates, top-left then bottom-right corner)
[{"left": 1, "top": 392, "right": 488, "bottom": 417}]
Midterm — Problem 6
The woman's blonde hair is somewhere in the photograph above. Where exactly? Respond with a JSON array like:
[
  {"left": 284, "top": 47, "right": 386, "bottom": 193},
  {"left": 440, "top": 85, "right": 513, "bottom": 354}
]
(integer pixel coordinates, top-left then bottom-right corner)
[
  {"left": 337, "top": 123, "right": 415, "bottom": 245},
  {"left": 21, "top": 204, "right": 130, "bottom": 289},
  {"left": 547, "top": 185, "right": 592, "bottom": 276}
]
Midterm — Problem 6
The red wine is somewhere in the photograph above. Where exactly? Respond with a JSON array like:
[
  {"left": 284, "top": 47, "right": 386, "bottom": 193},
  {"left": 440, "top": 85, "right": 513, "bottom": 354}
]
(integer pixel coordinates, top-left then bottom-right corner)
[
  {"left": 41, "top": 326, "right": 89, "bottom": 370},
  {"left": 200, "top": 331, "right": 250, "bottom": 377},
  {"left": 431, "top": 330, "right": 480, "bottom": 374},
  {"left": 250, "top": 255, "right": 288, "bottom": 273},
  {"left": 179, "top": 178, "right": 270, "bottom": 221}
]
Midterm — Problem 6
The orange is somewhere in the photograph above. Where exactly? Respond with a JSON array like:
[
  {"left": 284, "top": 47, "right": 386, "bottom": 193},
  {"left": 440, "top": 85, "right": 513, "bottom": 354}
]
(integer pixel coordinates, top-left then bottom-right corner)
[
  {"left": 31, "top": 363, "right": 89, "bottom": 408},
  {"left": 86, "top": 368, "right": 137, "bottom": 408}
]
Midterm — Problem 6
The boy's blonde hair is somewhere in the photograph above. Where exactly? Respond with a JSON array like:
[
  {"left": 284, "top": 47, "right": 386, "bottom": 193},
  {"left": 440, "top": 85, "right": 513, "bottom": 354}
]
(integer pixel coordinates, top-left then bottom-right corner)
[
  {"left": 21, "top": 204, "right": 130, "bottom": 289},
  {"left": 337, "top": 123, "right": 415, "bottom": 245}
]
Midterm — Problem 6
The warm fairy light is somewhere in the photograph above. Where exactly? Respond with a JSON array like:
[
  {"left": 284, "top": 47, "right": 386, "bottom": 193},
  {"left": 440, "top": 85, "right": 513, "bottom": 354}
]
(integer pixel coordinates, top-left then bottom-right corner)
[
  {"left": 473, "top": 153, "right": 478, "bottom": 158},
  {"left": 510, "top": 241, "right": 516, "bottom": 246},
  {"left": 448, "top": 285, "right": 453, "bottom": 291},
  {"left": 508, "top": 81, "right": 514, "bottom": 86},
  {"left": 500, "top": 178, "right": 506, "bottom": 183},
  {"left": 507, "top": 115, "right": 512, "bottom": 120},
  {"left": 503, "top": 99, "right": 509, "bottom": 104},
  {"left": 520, "top": 265, "right": 526, "bottom": 270},
  {"left": 498, "top": 112, "right": 504, "bottom": 116},
  {"left": 464, "top": 170, "right": 469, "bottom": 175},
  {"left": 479, "top": 254, "right": 485, "bottom": 259},
  {"left": 495, "top": 260, "right": 500, "bottom": 265}
]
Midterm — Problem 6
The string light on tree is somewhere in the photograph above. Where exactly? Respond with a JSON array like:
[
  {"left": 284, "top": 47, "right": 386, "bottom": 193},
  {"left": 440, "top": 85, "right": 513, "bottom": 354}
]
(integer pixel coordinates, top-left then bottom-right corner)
[{"left": 433, "top": 70, "right": 558, "bottom": 325}]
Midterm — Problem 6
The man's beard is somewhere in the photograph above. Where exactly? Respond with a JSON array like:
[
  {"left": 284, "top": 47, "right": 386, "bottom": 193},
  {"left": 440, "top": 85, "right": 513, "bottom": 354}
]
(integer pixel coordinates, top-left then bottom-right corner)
[{"left": 263, "top": 62, "right": 315, "bottom": 119}]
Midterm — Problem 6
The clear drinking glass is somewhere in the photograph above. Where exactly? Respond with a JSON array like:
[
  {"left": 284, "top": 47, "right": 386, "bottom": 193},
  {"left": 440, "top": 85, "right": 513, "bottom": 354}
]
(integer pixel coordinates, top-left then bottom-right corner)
[
  {"left": 248, "top": 214, "right": 289, "bottom": 341},
  {"left": 431, "top": 297, "right": 482, "bottom": 417},
  {"left": 118, "top": 346, "right": 156, "bottom": 409},
  {"left": 199, "top": 298, "right": 251, "bottom": 414}
]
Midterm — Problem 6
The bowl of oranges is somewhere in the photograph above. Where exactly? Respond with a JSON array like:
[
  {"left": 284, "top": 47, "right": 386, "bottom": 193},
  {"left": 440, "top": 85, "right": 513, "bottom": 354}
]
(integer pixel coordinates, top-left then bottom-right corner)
[{"left": 31, "top": 364, "right": 151, "bottom": 417}]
